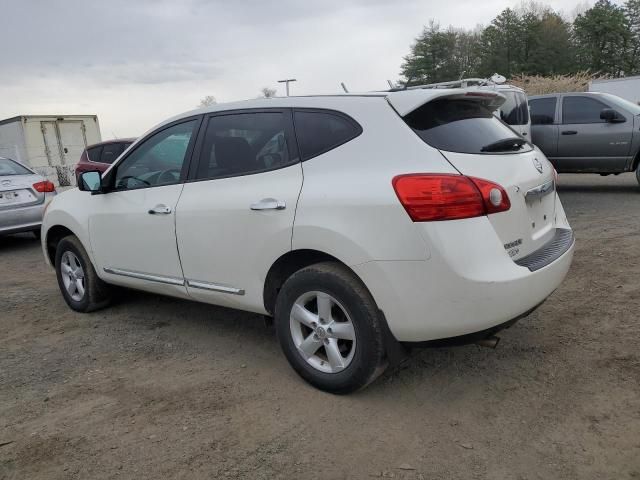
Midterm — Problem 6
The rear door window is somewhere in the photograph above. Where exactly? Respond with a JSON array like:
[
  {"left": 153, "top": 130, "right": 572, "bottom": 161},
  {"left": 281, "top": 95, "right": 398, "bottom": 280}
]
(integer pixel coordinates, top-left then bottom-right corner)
[
  {"left": 529, "top": 98, "right": 557, "bottom": 125},
  {"left": 405, "top": 99, "right": 532, "bottom": 154},
  {"left": 562, "top": 96, "right": 607, "bottom": 124},
  {"left": 194, "top": 111, "right": 297, "bottom": 180},
  {"left": 294, "top": 110, "right": 362, "bottom": 160}
]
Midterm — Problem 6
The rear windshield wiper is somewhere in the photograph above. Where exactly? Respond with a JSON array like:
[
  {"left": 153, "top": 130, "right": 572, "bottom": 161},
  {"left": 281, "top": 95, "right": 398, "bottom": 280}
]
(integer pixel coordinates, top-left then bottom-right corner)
[{"left": 480, "top": 137, "right": 526, "bottom": 153}]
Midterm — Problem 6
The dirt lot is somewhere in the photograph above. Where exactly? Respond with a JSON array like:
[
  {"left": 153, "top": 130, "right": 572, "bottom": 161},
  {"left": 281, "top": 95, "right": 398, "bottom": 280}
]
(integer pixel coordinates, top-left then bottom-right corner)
[{"left": 1, "top": 173, "right": 639, "bottom": 479}]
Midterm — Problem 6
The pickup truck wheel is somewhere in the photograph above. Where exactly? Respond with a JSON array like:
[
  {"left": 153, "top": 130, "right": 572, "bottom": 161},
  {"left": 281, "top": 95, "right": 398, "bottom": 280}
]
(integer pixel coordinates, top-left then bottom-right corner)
[
  {"left": 55, "top": 235, "right": 112, "bottom": 313},
  {"left": 274, "top": 262, "right": 387, "bottom": 394}
]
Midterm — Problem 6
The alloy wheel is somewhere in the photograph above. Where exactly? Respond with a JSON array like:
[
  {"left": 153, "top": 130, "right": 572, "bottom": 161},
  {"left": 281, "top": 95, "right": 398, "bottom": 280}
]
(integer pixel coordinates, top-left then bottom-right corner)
[
  {"left": 289, "top": 291, "right": 356, "bottom": 373},
  {"left": 60, "top": 251, "right": 86, "bottom": 302}
]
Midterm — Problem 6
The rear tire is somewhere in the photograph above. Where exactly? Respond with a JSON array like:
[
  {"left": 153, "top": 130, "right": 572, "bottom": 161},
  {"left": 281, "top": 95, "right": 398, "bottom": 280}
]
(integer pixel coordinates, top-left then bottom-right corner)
[
  {"left": 636, "top": 162, "right": 640, "bottom": 186},
  {"left": 55, "top": 235, "right": 112, "bottom": 312},
  {"left": 274, "top": 262, "right": 387, "bottom": 394}
]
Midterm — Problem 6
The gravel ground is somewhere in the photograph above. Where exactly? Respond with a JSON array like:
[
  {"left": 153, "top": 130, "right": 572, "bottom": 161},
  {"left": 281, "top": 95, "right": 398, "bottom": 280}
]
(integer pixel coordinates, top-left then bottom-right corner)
[{"left": 1, "top": 173, "right": 639, "bottom": 480}]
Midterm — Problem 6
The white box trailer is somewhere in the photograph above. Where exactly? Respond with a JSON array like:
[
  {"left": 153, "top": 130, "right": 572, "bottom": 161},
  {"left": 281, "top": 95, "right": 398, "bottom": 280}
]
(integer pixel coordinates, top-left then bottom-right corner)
[
  {"left": 589, "top": 76, "right": 640, "bottom": 106},
  {"left": 0, "top": 115, "right": 101, "bottom": 186}
]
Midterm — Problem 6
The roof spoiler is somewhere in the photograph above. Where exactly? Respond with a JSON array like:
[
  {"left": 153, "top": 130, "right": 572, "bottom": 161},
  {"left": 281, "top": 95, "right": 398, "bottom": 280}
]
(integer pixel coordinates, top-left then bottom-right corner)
[{"left": 386, "top": 88, "right": 506, "bottom": 117}]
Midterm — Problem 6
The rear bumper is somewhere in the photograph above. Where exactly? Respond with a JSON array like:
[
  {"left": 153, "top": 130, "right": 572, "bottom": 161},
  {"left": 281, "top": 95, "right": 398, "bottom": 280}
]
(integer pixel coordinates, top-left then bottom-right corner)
[
  {"left": 0, "top": 202, "right": 46, "bottom": 234},
  {"left": 353, "top": 216, "right": 574, "bottom": 342}
]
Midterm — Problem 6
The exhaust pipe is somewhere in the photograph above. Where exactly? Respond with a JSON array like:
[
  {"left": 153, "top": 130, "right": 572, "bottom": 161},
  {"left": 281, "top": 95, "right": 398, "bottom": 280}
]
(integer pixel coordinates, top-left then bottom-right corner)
[{"left": 476, "top": 335, "right": 500, "bottom": 349}]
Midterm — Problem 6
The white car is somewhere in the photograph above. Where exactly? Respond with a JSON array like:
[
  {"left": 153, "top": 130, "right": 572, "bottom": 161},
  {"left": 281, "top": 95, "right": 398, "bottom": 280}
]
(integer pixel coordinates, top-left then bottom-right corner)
[{"left": 42, "top": 89, "right": 574, "bottom": 393}]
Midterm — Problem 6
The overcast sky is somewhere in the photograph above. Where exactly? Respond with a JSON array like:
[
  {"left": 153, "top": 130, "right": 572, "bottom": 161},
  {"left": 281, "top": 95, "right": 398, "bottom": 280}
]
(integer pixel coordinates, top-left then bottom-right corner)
[{"left": 0, "top": 0, "right": 603, "bottom": 139}]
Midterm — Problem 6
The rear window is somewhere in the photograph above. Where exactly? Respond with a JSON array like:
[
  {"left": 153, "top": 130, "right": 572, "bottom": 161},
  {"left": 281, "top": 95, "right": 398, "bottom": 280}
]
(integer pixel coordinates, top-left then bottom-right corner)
[
  {"left": 0, "top": 158, "right": 32, "bottom": 175},
  {"left": 405, "top": 99, "right": 532, "bottom": 154}
]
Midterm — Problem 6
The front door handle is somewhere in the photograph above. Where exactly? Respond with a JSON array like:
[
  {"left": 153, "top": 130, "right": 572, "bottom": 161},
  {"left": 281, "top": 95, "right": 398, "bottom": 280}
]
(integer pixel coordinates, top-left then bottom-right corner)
[
  {"left": 250, "top": 198, "right": 286, "bottom": 211},
  {"left": 561, "top": 130, "right": 578, "bottom": 135},
  {"left": 148, "top": 204, "right": 172, "bottom": 215}
]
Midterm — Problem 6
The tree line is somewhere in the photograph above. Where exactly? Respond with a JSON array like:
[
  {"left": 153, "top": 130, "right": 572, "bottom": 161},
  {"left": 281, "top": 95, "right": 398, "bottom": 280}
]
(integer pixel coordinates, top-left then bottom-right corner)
[{"left": 401, "top": 0, "right": 640, "bottom": 84}]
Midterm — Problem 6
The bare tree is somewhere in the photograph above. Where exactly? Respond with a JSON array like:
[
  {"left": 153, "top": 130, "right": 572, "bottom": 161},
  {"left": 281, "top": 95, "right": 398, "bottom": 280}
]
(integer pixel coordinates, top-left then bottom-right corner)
[
  {"left": 260, "top": 87, "right": 277, "bottom": 98},
  {"left": 198, "top": 95, "right": 217, "bottom": 107}
]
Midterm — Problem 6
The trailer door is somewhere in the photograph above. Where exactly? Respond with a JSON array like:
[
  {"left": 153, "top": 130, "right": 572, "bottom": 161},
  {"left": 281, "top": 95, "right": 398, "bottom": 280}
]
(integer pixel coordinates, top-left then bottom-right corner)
[
  {"left": 58, "top": 120, "right": 88, "bottom": 166},
  {"left": 41, "top": 121, "right": 63, "bottom": 166}
]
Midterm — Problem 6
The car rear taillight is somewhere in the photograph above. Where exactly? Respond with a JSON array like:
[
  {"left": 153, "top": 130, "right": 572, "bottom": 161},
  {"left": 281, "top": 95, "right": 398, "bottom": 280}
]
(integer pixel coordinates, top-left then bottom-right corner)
[
  {"left": 33, "top": 180, "right": 56, "bottom": 193},
  {"left": 392, "top": 174, "right": 510, "bottom": 222},
  {"left": 467, "top": 176, "right": 511, "bottom": 214}
]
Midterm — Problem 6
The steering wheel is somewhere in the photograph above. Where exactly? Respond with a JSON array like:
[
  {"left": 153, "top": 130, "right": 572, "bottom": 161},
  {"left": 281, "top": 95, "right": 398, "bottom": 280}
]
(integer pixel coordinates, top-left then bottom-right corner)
[
  {"left": 117, "top": 175, "right": 151, "bottom": 189},
  {"left": 157, "top": 169, "right": 181, "bottom": 184}
]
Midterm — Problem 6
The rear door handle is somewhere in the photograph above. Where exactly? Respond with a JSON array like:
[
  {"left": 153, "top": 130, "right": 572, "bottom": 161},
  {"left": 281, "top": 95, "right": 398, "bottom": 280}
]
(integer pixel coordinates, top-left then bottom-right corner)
[
  {"left": 148, "top": 204, "right": 172, "bottom": 215},
  {"left": 250, "top": 198, "right": 286, "bottom": 211},
  {"left": 561, "top": 130, "right": 578, "bottom": 135}
]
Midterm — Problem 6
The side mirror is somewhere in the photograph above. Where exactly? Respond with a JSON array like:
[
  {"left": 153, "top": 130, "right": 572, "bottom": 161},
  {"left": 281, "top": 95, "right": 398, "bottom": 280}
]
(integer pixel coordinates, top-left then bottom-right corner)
[
  {"left": 600, "top": 108, "right": 625, "bottom": 123},
  {"left": 78, "top": 171, "right": 102, "bottom": 193}
]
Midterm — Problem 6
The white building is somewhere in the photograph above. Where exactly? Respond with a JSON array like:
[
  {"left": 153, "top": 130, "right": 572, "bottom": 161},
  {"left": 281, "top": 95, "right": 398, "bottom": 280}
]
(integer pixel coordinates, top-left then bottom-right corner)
[
  {"left": 0, "top": 115, "right": 101, "bottom": 186},
  {"left": 589, "top": 76, "right": 640, "bottom": 105}
]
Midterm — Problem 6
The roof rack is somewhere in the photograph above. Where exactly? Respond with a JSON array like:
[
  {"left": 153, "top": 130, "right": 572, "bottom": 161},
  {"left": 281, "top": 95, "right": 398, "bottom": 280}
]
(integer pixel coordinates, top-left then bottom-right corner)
[{"left": 389, "top": 74, "right": 507, "bottom": 92}]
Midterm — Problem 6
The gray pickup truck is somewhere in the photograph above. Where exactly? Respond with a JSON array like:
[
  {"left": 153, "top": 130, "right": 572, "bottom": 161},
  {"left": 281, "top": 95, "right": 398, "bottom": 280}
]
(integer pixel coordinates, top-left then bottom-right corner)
[{"left": 529, "top": 92, "right": 640, "bottom": 184}]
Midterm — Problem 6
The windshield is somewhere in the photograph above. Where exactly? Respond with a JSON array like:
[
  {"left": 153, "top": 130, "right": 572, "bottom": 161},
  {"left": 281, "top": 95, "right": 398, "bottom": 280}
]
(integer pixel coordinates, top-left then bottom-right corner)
[
  {"left": 404, "top": 99, "right": 533, "bottom": 154},
  {"left": 600, "top": 93, "right": 640, "bottom": 115},
  {"left": 0, "top": 158, "right": 32, "bottom": 176}
]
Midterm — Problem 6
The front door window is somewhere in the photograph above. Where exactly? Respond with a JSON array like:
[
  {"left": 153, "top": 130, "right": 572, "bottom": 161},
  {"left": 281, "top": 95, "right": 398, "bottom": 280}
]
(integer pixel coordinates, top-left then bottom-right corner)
[{"left": 114, "top": 120, "right": 197, "bottom": 190}]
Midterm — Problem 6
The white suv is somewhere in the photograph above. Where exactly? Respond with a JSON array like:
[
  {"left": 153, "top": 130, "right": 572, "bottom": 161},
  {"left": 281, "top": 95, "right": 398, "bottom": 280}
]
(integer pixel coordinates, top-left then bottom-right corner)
[{"left": 42, "top": 89, "right": 574, "bottom": 393}]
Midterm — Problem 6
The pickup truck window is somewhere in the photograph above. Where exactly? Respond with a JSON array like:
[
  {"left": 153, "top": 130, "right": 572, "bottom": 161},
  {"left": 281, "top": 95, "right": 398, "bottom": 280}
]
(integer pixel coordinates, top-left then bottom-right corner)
[
  {"left": 530, "top": 98, "right": 556, "bottom": 125},
  {"left": 562, "top": 96, "right": 607, "bottom": 124}
]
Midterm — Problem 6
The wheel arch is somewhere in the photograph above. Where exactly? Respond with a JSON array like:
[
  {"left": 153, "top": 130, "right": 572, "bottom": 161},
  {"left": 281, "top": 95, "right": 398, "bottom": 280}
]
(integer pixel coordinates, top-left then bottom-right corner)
[
  {"left": 632, "top": 148, "right": 640, "bottom": 171},
  {"left": 263, "top": 248, "right": 407, "bottom": 366},
  {"left": 263, "top": 249, "right": 367, "bottom": 316},
  {"left": 44, "top": 225, "right": 77, "bottom": 266}
]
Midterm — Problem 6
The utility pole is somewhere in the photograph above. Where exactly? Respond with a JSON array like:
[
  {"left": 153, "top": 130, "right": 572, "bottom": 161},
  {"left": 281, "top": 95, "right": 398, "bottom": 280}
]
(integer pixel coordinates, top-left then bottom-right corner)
[{"left": 278, "top": 78, "right": 297, "bottom": 97}]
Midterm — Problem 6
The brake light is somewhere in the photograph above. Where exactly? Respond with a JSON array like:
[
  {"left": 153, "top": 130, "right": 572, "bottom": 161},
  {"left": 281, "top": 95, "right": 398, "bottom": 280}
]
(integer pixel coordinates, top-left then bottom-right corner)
[
  {"left": 392, "top": 174, "right": 510, "bottom": 222},
  {"left": 467, "top": 176, "right": 511, "bottom": 214},
  {"left": 33, "top": 180, "right": 56, "bottom": 193}
]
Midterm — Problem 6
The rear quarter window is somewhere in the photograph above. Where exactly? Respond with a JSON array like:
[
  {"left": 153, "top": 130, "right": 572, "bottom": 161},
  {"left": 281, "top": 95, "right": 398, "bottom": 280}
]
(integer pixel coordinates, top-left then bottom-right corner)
[
  {"left": 405, "top": 99, "right": 532, "bottom": 154},
  {"left": 498, "top": 92, "right": 529, "bottom": 126},
  {"left": 87, "top": 146, "right": 103, "bottom": 162},
  {"left": 294, "top": 110, "right": 362, "bottom": 161}
]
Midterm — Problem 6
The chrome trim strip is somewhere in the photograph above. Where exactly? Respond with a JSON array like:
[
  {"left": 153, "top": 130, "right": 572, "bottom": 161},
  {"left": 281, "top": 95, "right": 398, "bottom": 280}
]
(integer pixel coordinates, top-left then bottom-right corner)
[
  {"left": 186, "top": 279, "right": 245, "bottom": 295},
  {"left": 103, "top": 267, "right": 185, "bottom": 286},
  {"left": 525, "top": 179, "right": 555, "bottom": 201}
]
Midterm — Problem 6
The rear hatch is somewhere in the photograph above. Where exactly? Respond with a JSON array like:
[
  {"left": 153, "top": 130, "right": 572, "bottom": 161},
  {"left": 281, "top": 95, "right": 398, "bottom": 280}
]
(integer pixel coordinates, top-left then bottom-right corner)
[
  {"left": 0, "top": 174, "right": 45, "bottom": 209},
  {"left": 388, "top": 89, "right": 557, "bottom": 260}
]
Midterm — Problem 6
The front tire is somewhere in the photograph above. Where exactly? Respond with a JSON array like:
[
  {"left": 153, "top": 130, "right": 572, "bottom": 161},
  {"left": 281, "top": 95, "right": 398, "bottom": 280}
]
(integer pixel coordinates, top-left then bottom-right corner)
[
  {"left": 274, "top": 262, "right": 387, "bottom": 394},
  {"left": 55, "top": 235, "right": 112, "bottom": 312}
]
